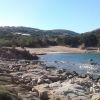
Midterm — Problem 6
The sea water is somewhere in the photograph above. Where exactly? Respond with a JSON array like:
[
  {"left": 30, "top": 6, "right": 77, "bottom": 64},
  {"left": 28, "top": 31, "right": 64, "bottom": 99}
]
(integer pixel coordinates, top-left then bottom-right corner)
[{"left": 39, "top": 53, "right": 100, "bottom": 75}]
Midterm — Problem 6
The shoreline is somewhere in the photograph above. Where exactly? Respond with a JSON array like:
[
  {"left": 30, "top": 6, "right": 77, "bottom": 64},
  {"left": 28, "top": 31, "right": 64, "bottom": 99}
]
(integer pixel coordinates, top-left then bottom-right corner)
[
  {"left": 7, "top": 46, "right": 100, "bottom": 55},
  {"left": 24, "top": 46, "right": 100, "bottom": 55},
  {"left": 25, "top": 46, "right": 86, "bottom": 55}
]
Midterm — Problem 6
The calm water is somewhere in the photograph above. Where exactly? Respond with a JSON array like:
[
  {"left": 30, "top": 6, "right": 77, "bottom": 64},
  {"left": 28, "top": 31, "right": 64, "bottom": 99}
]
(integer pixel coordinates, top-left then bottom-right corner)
[{"left": 39, "top": 53, "right": 100, "bottom": 74}]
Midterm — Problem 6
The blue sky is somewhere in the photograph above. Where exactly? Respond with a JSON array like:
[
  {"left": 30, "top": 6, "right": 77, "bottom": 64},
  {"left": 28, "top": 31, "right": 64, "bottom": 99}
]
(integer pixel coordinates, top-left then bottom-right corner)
[{"left": 0, "top": 0, "right": 100, "bottom": 33}]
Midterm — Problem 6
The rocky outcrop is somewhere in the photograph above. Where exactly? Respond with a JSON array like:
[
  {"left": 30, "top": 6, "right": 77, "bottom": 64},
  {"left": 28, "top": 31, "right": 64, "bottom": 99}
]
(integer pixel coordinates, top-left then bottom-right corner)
[
  {"left": 0, "top": 48, "right": 39, "bottom": 60},
  {"left": 0, "top": 59, "right": 100, "bottom": 100}
]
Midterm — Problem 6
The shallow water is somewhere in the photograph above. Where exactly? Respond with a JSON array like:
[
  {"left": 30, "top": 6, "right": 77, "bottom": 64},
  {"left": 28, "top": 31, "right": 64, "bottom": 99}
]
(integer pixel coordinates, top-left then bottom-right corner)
[
  {"left": 39, "top": 53, "right": 100, "bottom": 74},
  {"left": 39, "top": 53, "right": 100, "bottom": 63}
]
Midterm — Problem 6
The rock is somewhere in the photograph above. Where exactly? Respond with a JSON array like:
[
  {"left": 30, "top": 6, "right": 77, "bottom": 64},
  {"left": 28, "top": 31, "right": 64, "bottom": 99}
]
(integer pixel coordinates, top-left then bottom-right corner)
[
  {"left": 64, "top": 71, "right": 73, "bottom": 78},
  {"left": 19, "top": 65, "right": 26, "bottom": 71},
  {"left": 72, "top": 96, "right": 90, "bottom": 100},
  {"left": 18, "top": 92, "right": 40, "bottom": 100},
  {"left": 32, "top": 88, "right": 39, "bottom": 96},
  {"left": 21, "top": 84, "right": 32, "bottom": 91},
  {"left": 43, "top": 84, "right": 49, "bottom": 88},
  {"left": 26, "top": 83, "right": 33, "bottom": 88},
  {"left": 49, "top": 81, "right": 62, "bottom": 88},
  {"left": 37, "top": 78, "right": 44, "bottom": 84},
  {"left": 23, "top": 76, "right": 32, "bottom": 83},
  {"left": 56, "top": 69, "right": 66, "bottom": 74},
  {"left": 91, "top": 93, "right": 100, "bottom": 100},
  {"left": 49, "top": 80, "right": 88, "bottom": 99},
  {"left": 10, "top": 72, "right": 23, "bottom": 76},
  {"left": 30, "top": 79, "right": 37, "bottom": 86},
  {"left": 72, "top": 71, "right": 78, "bottom": 76},
  {"left": 97, "top": 79, "right": 100, "bottom": 85},
  {"left": 40, "top": 75, "right": 48, "bottom": 79},
  {"left": 49, "top": 95, "right": 67, "bottom": 100},
  {"left": 46, "top": 66, "right": 56, "bottom": 70},
  {"left": 68, "top": 75, "right": 73, "bottom": 79},
  {"left": 59, "top": 75, "right": 67, "bottom": 80},
  {"left": 39, "top": 91, "right": 49, "bottom": 100},
  {"left": 48, "top": 75, "right": 60, "bottom": 82},
  {"left": 44, "top": 79, "right": 52, "bottom": 84},
  {"left": 18, "top": 78, "right": 24, "bottom": 83},
  {"left": 90, "top": 87, "right": 94, "bottom": 93},
  {"left": 80, "top": 74, "right": 87, "bottom": 78},
  {"left": 32, "top": 88, "right": 37, "bottom": 92},
  {"left": 94, "top": 86, "right": 100, "bottom": 93}
]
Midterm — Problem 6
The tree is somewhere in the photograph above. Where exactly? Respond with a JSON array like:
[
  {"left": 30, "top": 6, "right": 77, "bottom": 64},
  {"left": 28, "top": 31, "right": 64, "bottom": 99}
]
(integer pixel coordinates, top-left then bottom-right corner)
[
  {"left": 64, "top": 36, "right": 80, "bottom": 47},
  {"left": 82, "top": 34, "right": 98, "bottom": 47}
]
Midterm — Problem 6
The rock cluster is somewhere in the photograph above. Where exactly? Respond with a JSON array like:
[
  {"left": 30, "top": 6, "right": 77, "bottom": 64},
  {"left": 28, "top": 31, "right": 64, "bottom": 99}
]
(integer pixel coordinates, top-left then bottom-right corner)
[{"left": 0, "top": 59, "right": 100, "bottom": 100}]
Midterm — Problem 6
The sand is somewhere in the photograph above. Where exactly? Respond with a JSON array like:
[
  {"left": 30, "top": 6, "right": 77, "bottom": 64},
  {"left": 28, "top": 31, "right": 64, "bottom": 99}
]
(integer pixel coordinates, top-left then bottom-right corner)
[{"left": 24, "top": 46, "right": 86, "bottom": 54}]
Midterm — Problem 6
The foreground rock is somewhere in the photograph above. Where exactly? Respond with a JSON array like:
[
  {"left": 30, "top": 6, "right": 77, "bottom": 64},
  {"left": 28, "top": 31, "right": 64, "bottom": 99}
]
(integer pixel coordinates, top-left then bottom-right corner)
[
  {"left": 0, "top": 48, "right": 39, "bottom": 60},
  {"left": 0, "top": 59, "right": 100, "bottom": 100}
]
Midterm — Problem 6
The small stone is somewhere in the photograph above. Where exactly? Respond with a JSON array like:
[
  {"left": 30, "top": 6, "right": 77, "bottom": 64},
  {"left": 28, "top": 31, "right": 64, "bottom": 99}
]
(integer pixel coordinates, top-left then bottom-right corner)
[
  {"left": 37, "top": 78, "right": 44, "bottom": 84},
  {"left": 44, "top": 79, "right": 52, "bottom": 84},
  {"left": 23, "top": 76, "right": 32, "bottom": 83},
  {"left": 32, "top": 88, "right": 39, "bottom": 97},
  {"left": 40, "top": 75, "right": 48, "bottom": 79},
  {"left": 57, "top": 69, "right": 65, "bottom": 74},
  {"left": 68, "top": 75, "right": 73, "bottom": 79},
  {"left": 30, "top": 79, "right": 37, "bottom": 86}
]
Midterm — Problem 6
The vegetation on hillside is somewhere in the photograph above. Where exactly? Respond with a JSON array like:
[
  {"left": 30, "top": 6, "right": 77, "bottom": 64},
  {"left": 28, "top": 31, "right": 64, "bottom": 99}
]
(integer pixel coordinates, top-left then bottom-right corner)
[{"left": 0, "top": 26, "right": 100, "bottom": 48}]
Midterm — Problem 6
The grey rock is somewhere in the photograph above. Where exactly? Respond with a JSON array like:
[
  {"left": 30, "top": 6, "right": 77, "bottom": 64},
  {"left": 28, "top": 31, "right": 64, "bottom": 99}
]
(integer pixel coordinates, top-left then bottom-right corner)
[
  {"left": 40, "top": 75, "right": 48, "bottom": 79},
  {"left": 37, "top": 78, "right": 44, "bottom": 84},
  {"left": 68, "top": 75, "right": 73, "bottom": 79},
  {"left": 44, "top": 79, "right": 52, "bottom": 84},
  {"left": 56, "top": 69, "right": 66, "bottom": 74},
  {"left": 23, "top": 76, "right": 32, "bottom": 83},
  {"left": 48, "top": 75, "right": 60, "bottom": 82},
  {"left": 30, "top": 79, "right": 37, "bottom": 86}
]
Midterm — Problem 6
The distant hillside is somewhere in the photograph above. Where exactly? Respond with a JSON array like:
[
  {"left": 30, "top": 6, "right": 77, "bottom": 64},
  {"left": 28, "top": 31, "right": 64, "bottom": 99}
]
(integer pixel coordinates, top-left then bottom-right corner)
[
  {"left": 0, "top": 26, "right": 100, "bottom": 48},
  {"left": 83, "top": 28, "right": 100, "bottom": 37},
  {"left": 0, "top": 26, "right": 40, "bottom": 35},
  {"left": 0, "top": 26, "right": 80, "bottom": 47},
  {"left": 0, "top": 26, "right": 79, "bottom": 36},
  {"left": 50, "top": 29, "right": 79, "bottom": 36}
]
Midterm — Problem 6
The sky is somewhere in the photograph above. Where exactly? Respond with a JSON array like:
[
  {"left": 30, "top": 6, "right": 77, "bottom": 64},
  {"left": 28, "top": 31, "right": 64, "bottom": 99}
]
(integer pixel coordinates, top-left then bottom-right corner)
[{"left": 0, "top": 0, "right": 100, "bottom": 33}]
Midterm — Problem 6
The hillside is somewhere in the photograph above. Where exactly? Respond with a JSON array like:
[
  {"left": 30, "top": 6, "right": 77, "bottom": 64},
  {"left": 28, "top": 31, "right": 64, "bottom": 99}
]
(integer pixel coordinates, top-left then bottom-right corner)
[
  {"left": 0, "top": 26, "right": 100, "bottom": 48},
  {"left": 0, "top": 26, "right": 79, "bottom": 36},
  {"left": 50, "top": 29, "right": 79, "bottom": 36},
  {"left": 83, "top": 29, "right": 100, "bottom": 37}
]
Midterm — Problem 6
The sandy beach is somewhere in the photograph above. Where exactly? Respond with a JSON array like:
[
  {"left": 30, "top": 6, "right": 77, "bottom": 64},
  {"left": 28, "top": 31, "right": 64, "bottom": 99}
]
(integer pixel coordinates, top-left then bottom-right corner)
[{"left": 24, "top": 46, "right": 86, "bottom": 54}]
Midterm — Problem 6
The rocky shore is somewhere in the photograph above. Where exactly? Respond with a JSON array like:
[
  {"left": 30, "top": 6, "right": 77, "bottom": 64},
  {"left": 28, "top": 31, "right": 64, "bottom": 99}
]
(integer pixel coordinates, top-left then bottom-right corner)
[{"left": 0, "top": 59, "right": 100, "bottom": 100}]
